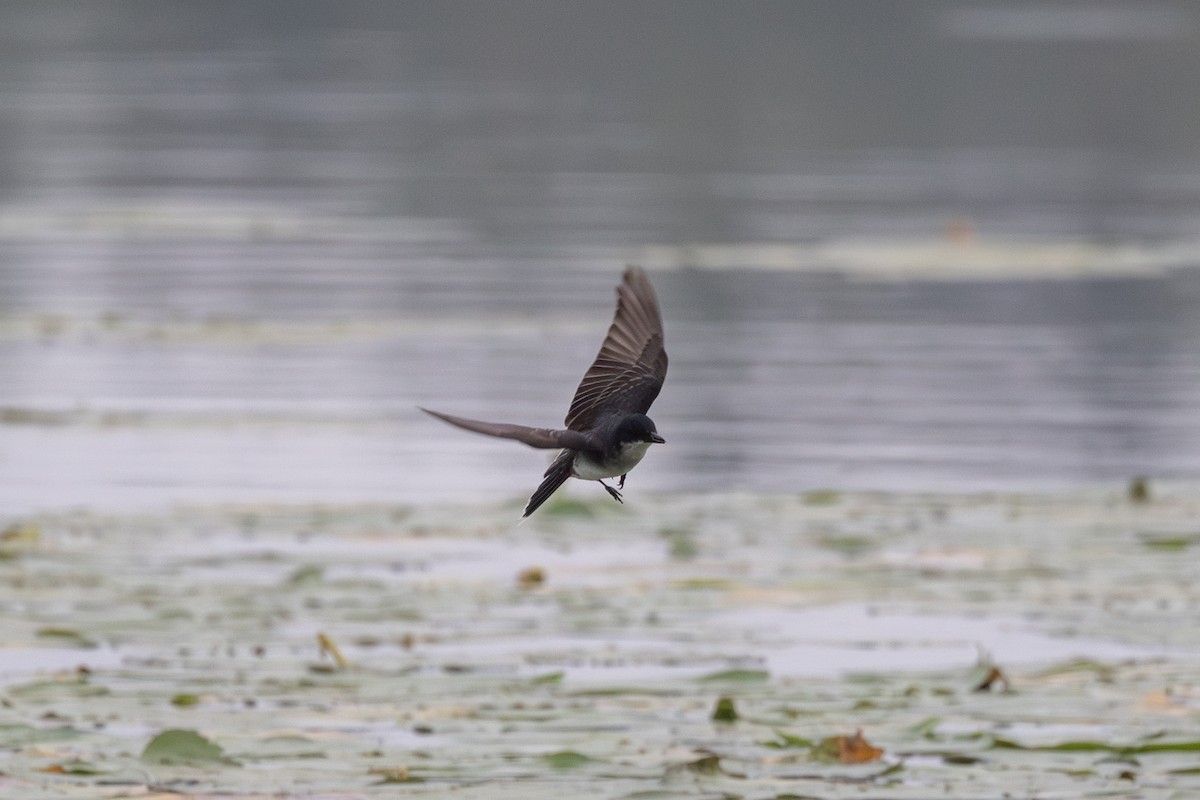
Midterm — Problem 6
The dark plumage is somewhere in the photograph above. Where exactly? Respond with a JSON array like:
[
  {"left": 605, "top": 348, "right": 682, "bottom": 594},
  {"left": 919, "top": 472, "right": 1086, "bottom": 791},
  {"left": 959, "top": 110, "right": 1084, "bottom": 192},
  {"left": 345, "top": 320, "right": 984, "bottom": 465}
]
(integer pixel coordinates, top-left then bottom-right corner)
[{"left": 420, "top": 266, "right": 668, "bottom": 517}]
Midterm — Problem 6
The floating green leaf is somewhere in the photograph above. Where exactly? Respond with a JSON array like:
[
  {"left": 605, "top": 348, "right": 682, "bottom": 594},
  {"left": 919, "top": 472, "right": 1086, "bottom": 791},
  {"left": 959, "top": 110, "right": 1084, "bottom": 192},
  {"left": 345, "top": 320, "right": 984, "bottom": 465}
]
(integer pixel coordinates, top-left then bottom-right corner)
[
  {"left": 1139, "top": 533, "right": 1199, "bottom": 551},
  {"left": 544, "top": 751, "right": 594, "bottom": 769},
  {"left": 991, "top": 737, "right": 1200, "bottom": 755},
  {"left": 762, "top": 730, "right": 816, "bottom": 750},
  {"left": 285, "top": 564, "right": 324, "bottom": 586},
  {"left": 711, "top": 696, "right": 739, "bottom": 722},
  {"left": 38, "top": 760, "right": 104, "bottom": 775},
  {"left": 7, "top": 678, "right": 108, "bottom": 701},
  {"left": 35, "top": 627, "right": 97, "bottom": 648},
  {"left": 907, "top": 717, "right": 942, "bottom": 738},
  {"left": 1129, "top": 476, "right": 1150, "bottom": 502},
  {"left": 0, "top": 724, "right": 83, "bottom": 748},
  {"left": 803, "top": 490, "right": 841, "bottom": 506},
  {"left": 670, "top": 578, "right": 737, "bottom": 590},
  {"left": 660, "top": 526, "right": 698, "bottom": 560},
  {"left": 1030, "top": 659, "right": 1116, "bottom": 681},
  {"left": 697, "top": 668, "right": 769, "bottom": 683},
  {"left": 141, "top": 729, "right": 237, "bottom": 766},
  {"left": 684, "top": 754, "right": 723, "bottom": 775},
  {"left": 816, "top": 534, "right": 874, "bottom": 555},
  {"left": 0, "top": 522, "right": 40, "bottom": 557}
]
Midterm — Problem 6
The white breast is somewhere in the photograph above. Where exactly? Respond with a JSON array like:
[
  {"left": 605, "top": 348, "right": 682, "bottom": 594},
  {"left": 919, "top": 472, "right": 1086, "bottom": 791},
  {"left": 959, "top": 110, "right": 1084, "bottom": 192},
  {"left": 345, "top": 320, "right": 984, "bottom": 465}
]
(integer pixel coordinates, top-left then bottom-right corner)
[{"left": 572, "top": 441, "right": 651, "bottom": 480}]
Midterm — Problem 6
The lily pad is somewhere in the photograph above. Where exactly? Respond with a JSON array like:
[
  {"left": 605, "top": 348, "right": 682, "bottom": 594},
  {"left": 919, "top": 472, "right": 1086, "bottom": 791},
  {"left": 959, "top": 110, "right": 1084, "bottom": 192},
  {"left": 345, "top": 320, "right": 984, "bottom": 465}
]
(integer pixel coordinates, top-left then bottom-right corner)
[
  {"left": 711, "top": 696, "right": 739, "bottom": 722},
  {"left": 141, "top": 729, "right": 238, "bottom": 766},
  {"left": 37, "top": 760, "right": 104, "bottom": 775},
  {"left": 762, "top": 730, "right": 816, "bottom": 749},
  {"left": 285, "top": 564, "right": 324, "bottom": 586},
  {"left": 697, "top": 668, "right": 769, "bottom": 683},
  {"left": 35, "top": 627, "right": 97, "bottom": 649},
  {"left": 544, "top": 751, "right": 595, "bottom": 769}
]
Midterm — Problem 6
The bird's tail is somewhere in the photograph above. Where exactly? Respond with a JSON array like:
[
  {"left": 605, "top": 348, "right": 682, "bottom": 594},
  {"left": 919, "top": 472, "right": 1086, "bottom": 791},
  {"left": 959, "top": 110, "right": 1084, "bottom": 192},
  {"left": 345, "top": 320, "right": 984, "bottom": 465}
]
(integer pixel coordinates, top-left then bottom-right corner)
[{"left": 523, "top": 450, "right": 574, "bottom": 518}]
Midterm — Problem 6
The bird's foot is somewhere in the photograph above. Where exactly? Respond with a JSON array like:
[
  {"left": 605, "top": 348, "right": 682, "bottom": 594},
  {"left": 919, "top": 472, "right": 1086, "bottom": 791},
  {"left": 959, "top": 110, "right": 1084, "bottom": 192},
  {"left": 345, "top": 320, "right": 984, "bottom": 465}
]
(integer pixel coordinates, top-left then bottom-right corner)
[
  {"left": 618, "top": 474, "right": 627, "bottom": 490},
  {"left": 599, "top": 480, "right": 624, "bottom": 504}
]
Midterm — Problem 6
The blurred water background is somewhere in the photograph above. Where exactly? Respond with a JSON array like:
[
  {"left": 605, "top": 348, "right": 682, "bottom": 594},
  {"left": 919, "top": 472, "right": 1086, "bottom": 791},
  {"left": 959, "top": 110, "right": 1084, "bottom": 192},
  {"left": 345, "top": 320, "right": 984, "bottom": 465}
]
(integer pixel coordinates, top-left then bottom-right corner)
[{"left": 3, "top": 1, "right": 1200, "bottom": 513}]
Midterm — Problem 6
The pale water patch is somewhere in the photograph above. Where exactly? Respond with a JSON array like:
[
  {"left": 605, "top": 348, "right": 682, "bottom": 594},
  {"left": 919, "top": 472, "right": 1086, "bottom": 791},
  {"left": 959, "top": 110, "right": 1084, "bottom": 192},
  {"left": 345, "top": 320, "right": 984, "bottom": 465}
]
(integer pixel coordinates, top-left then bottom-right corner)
[
  {"left": 0, "top": 645, "right": 122, "bottom": 681},
  {"left": 710, "top": 605, "right": 1189, "bottom": 678},
  {"left": 639, "top": 237, "right": 1200, "bottom": 279}
]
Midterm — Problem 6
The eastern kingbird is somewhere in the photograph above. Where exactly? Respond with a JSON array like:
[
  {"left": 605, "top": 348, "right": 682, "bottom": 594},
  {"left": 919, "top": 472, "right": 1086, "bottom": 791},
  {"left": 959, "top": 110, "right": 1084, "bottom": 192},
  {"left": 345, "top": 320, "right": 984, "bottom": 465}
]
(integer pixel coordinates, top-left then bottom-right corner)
[{"left": 421, "top": 266, "right": 668, "bottom": 517}]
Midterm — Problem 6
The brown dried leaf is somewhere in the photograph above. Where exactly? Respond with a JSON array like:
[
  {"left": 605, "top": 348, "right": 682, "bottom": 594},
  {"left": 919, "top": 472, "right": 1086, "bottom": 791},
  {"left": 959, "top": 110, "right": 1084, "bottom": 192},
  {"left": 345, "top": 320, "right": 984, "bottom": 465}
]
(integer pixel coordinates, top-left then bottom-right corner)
[
  {"left": 316, "top": 632, "right": 348, "bottom": 669},
  {"left": 517, "top": 566, "right": 545, "bottom": 589},
  {"left": 974, "top": 665, "right": 1010, "bottom": 692},
  {"left": 813, "top": 729, "right": 884, "bottom": 764}
]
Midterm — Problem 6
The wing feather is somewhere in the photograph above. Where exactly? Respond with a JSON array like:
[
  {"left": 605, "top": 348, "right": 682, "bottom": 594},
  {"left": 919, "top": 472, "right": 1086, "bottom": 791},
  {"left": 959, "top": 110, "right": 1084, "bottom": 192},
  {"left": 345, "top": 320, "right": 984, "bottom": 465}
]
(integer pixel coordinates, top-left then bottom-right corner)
[
  {"left": 564, "top": 266, "right": 668, "bottom": 430},
  {"left": 420, "top": 407, "right": 592, "bottom": 450}
]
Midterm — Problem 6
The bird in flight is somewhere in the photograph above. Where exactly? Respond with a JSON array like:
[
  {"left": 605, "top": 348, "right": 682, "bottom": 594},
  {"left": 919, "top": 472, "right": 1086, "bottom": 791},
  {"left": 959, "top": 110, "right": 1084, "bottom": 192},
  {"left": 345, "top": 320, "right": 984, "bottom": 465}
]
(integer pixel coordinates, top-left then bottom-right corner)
[{"left": 421, "top": 266, "right": 668, "bottom": 517}]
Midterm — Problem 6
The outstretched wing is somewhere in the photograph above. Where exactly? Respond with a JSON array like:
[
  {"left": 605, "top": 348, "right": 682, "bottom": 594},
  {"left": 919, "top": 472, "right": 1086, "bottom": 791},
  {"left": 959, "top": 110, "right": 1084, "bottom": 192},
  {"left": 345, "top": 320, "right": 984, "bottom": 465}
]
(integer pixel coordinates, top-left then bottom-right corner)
[
  {"left": 564, "top": 266, "right": 668, "bottom": 431},
  {"left": 420, "top": 407, "right": 593, "bottom": 450}
]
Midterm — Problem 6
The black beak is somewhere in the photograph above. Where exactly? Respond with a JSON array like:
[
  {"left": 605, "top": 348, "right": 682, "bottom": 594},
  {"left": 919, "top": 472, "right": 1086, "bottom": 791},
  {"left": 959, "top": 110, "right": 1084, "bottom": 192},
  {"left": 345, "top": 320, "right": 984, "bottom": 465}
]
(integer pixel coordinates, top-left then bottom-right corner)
[{"left": 650, "top": 432, "right": 666, "bottom": 444}]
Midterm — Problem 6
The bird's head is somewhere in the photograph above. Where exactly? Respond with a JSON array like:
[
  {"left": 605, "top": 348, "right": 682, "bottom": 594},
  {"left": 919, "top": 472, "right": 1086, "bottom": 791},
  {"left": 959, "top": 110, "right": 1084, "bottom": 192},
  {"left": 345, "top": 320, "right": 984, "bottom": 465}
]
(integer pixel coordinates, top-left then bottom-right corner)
[{"left": 615, "top": 413, "right": 666, "bottom": 446}]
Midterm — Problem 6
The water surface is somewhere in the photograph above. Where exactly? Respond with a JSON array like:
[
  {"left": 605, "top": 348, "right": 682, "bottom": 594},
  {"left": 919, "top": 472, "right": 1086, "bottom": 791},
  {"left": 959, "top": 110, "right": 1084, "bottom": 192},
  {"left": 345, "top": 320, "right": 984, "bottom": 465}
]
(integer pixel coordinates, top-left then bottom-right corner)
[{"left": 5, "top": 3, "right": 1200, "bottom": 512}]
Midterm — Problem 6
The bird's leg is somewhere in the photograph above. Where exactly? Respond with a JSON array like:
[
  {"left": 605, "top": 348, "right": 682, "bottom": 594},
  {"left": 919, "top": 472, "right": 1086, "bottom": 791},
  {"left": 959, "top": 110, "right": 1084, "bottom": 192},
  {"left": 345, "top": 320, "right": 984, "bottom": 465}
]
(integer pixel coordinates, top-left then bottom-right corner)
[
  {"left": 599, "top": 479, "right": 624, "bottom": 504},
  {"left": 618, "top": 474, "right": 627, "bottom": 490}
]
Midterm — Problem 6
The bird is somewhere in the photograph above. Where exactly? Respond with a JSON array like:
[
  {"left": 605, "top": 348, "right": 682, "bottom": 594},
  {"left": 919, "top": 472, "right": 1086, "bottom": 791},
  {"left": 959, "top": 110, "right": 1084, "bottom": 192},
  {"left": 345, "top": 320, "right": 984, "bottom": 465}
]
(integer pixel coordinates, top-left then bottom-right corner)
[{"left": 420, "top": 266, "right": 668, "bottom": 518}]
